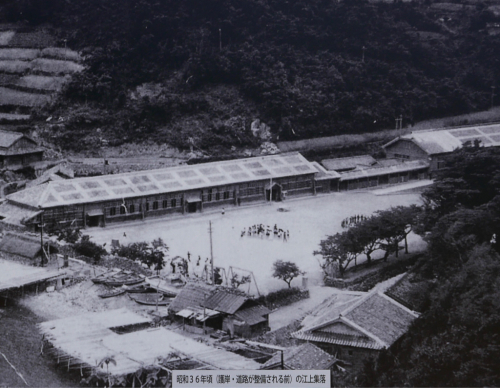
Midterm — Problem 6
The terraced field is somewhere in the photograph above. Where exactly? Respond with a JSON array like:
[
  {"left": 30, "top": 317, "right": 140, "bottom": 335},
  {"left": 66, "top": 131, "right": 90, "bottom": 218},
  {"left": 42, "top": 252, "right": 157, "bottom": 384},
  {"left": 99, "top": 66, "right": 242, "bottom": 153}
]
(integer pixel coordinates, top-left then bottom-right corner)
[{"left": 0, "top": 27, "right": 83, "bottom": 124}]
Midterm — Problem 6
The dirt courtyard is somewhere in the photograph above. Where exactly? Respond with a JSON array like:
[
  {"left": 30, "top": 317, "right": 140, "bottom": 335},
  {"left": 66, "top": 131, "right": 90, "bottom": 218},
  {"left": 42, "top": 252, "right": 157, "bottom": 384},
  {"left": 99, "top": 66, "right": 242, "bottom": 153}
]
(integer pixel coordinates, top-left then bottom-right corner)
[{"left": 88, "top": 192, "right": 423, "bottom": 294}]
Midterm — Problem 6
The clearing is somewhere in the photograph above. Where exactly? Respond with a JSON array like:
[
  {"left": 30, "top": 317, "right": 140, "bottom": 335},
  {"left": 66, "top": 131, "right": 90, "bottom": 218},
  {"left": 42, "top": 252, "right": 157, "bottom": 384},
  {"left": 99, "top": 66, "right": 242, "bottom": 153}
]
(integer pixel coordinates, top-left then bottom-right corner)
[{"left": 89, "top": 191, "right": 423, "bottom": 294}]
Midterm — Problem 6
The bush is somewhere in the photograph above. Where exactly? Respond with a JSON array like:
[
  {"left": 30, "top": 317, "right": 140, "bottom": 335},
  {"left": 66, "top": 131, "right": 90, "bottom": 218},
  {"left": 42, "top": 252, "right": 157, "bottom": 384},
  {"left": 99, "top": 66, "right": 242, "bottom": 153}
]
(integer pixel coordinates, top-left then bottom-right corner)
[
  {"left": 73, "top": 235, "right": 107, "bottom": 264},
  {"left": 255, "top": 287, "right": 309, "bottom": 310}
]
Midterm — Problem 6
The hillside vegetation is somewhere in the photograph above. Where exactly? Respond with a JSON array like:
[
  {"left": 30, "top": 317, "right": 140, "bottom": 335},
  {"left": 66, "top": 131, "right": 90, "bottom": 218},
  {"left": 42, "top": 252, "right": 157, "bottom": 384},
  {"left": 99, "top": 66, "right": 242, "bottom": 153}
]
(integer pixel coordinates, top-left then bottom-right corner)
[{"left": 2, "top": 0, "right": 500, "bottom": 152}]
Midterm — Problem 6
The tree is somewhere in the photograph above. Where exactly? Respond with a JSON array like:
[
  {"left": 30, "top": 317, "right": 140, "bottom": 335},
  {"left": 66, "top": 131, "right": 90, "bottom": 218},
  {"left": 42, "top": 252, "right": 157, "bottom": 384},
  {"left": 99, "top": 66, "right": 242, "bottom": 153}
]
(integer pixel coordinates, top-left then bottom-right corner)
[
  {"left": 272, "top": 260, "right": 304, "bottom": 288},
  {"left": 74, "top": 235, "right": 107, "bottom": 263},
  {"left": 350, "top": 216, "right": 381, "bottom": 266},
  {"left": 314, "top": 229, "right": 363, "bottom": 278},
  {"left": 230, "top": 273, "right": 251, "bottom": 289}
]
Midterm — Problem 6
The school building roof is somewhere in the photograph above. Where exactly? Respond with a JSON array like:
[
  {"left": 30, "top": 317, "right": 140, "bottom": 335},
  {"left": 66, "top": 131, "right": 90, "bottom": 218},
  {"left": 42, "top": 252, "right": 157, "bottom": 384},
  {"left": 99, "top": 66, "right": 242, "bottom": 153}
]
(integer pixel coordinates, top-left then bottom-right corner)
[
  {"left": 6, "top": 153, "right": 317, "bottom": 209},
  {"left": 383, "top": 123, "right": 500, "bottom": 155},
  {"left": 321, "top": 155, "right": 377, "bottom": 172},
  {"left": 339, "top": 159, "right": 429, "bottom": 180}
]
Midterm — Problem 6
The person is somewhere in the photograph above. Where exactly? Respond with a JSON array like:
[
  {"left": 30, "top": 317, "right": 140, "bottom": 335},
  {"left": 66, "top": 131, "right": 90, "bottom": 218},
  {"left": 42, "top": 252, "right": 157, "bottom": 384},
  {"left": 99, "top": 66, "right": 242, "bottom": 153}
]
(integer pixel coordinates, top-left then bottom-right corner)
[
  {"left": 286, "top": 230, "right": 290, "bottom": 240},
  {"left": 123, "top": 232, "right": 127, "bottom": 237},
  {"left": 222, "top": 207, "right": 225, "bottom": 215}
]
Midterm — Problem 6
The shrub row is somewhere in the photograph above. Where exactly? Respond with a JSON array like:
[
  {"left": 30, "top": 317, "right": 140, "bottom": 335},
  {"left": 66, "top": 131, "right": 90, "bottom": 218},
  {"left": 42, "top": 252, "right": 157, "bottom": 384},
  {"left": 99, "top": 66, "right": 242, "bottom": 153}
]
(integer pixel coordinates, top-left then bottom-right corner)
[{"left": 255, "top": 287, "right": 309, "bottom": 310}]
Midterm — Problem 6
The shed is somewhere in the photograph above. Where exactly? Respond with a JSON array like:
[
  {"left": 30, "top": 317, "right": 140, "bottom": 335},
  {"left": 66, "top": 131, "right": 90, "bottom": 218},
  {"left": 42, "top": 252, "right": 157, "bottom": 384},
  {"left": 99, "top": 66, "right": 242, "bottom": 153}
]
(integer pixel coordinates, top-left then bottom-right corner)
[
  {"left": 202, "top": 290, "right": 249, "bottom": 315},
  {"left": 168, "top": 282, "right": 215, "bottom": 315}
]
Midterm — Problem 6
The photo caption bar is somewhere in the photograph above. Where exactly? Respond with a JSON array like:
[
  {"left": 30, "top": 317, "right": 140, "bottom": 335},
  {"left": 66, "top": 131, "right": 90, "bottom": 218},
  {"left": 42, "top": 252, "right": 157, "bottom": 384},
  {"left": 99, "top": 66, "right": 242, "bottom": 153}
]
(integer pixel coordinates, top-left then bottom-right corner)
[{"left": 173, "top": 370, "right": 330, "bottom": 388}]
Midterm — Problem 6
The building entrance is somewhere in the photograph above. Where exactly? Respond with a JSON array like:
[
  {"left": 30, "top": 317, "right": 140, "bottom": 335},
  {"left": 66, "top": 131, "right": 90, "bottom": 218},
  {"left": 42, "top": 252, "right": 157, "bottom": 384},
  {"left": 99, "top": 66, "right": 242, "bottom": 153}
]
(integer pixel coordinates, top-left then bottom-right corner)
[{"left": 266, "top": 183, "right": 282, "bottom": 201}]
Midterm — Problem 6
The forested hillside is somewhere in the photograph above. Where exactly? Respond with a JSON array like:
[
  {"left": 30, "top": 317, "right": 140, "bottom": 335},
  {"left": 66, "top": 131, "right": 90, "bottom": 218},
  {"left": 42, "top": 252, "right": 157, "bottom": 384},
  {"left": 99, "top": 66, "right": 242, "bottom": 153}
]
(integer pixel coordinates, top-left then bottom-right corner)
[
  {"left": 356, "top": 147, "right": 500, "bottom": 386},
  {"left": 2, "top": 0, "right": 500, "bottom": 151}
]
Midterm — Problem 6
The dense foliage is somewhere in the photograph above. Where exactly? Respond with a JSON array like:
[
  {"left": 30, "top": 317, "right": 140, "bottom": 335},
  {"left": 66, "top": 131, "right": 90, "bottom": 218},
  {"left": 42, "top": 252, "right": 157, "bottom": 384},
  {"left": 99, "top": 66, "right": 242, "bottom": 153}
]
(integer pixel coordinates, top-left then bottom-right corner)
[
  {"left": 357, "top": 147, "right": 500, "bottom": 387},
  {"left": 111, "top": 238, "right": 168, "bottom": 274},
  {"left": 73, "top": 235, "right": 107, "bottom": 263},
  {"left": 2, "top": 0, "right": 500, "bottom": 150},
  {"left": 314, "top": 205, "right": 420, "bottom": 277}
]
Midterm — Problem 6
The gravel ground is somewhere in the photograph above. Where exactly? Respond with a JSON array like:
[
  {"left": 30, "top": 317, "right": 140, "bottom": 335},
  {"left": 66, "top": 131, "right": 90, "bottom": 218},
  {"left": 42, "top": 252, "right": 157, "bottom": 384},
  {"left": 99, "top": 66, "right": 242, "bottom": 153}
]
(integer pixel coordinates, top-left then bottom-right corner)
[{"left": 89, "top": 191, "right": 423, "bottom": 294}]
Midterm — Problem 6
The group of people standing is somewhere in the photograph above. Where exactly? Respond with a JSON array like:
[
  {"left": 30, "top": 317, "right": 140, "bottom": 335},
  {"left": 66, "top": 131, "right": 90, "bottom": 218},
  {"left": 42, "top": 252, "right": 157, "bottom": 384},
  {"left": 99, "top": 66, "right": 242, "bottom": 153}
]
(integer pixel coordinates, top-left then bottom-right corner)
[
  {"left": 241, "top": 224, "right": 290, "bottom": 241},
  {"left": 341, "top": 214, "right": 367, "bottom": 228}
]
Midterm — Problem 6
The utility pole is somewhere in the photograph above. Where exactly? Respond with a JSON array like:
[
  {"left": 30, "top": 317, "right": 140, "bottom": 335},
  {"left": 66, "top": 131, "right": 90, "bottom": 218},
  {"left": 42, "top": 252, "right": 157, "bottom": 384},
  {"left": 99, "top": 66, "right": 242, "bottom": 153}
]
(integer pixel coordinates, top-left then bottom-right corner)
[
  {"left": 209, "top": 221, "right": 214, "bottom": 284},
  {"left": 38, "top": 208, "right": 46, "bottom": 267},
  {"left": 492, "top": 86, "right": 496, "bottom": 109}
]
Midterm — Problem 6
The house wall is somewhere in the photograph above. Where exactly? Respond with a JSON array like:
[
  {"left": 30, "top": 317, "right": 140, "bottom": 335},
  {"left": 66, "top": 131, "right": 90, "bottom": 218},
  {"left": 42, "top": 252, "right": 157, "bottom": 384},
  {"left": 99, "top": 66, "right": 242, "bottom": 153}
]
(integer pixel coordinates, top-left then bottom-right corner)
[
  {"left": 1, "top": 152, "right": 43, "bottom": 168},
  {"left": 384, "top": 139, "right": 429, "bottom": 161},
  {"left": 306, "top": 341, "right": 379, "bottom": 371}
]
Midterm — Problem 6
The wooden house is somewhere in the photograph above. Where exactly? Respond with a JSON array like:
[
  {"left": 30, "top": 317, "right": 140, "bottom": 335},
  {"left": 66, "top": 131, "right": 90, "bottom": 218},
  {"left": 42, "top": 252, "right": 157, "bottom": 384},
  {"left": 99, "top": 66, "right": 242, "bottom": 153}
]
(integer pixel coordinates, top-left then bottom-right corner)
[
  {"left": 202, "top": 290, "right": 271, "bottom": 338},
  {"left": 292, "top": 291, "right": 419, "bottom": 370},
  {"left": 0, "top": 130, "right": 43, "bottom": 170}
]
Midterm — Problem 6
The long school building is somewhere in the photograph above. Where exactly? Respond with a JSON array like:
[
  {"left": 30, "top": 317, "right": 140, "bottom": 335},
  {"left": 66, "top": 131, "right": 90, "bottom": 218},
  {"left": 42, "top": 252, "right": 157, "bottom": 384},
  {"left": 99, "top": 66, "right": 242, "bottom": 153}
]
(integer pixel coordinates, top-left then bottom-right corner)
[{"left": 0, "top": 153, "right": 334, "bottom": 231}]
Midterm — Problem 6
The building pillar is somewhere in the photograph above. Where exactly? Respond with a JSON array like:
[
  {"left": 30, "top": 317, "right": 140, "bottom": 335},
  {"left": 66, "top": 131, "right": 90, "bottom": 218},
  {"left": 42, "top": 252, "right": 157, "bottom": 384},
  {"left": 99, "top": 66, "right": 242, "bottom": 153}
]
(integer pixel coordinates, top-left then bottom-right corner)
[
  {"left": 312, "top": 178, "right": 316, "bottom": 195},
  {"left": 182, "top": 194, "right": 185, "bottom": 214},
  {"left": 82, "top": 204, "right": 86, "bottom": 228},
  {"left": 142, "top": 198, "right": 146, "bottom": 220},
  {"left": 102, "top": 208, "right": 106, "bottom": 227}
]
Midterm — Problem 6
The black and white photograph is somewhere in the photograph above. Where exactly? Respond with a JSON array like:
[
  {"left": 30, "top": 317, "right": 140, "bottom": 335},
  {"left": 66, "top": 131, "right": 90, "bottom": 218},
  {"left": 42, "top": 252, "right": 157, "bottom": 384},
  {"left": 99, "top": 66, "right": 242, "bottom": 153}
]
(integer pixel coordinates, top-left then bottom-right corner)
[{"left": 0, "top": 0, "right": 499, "bottom": 386}]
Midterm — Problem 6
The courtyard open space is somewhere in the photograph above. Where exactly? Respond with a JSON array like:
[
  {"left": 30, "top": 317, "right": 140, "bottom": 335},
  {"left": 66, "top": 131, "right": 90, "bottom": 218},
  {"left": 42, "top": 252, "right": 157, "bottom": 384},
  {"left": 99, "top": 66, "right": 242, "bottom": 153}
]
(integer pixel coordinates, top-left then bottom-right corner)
[{"left": 88, "top": 191, "right": 423, "bottom": 294}]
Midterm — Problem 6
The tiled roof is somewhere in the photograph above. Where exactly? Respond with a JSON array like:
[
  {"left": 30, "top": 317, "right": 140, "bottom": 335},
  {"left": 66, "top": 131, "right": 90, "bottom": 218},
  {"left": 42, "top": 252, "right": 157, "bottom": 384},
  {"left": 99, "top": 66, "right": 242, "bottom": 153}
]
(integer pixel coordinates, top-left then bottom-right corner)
[
  {"left": 234, "top": 305, "right": 271, "bottom": 326},
  {"left": 339, "top": 160, "right": 429, "bottom": 180},
  {"left": 7, "top": 153, "right": 317, "bottom": 208},
  {"left": 168, "top": 282, "right": 215, "bottom": 314},
  {"left": 322, "top": 155, "right": 376, "bottom": 171},
  {"left": 344, "top": 292, "right": 418, "bottom": 347},
  {"left": 300, "top": 292, "right": 363, "bottom": 330},
  {"left": 294, "top": 291, "right": 419, "bottom": 350},
  {"left": 202, "top": 290, "right": 248, "bottom": 315},
  {"left": 292, "top": 329, "right": 383, "bottom": 350},
  {"left": 384, "top": 123, "right": 500, "bottom": 155},
  {"left": 262, "top": 343, "right": 338, "bottom": 370}
]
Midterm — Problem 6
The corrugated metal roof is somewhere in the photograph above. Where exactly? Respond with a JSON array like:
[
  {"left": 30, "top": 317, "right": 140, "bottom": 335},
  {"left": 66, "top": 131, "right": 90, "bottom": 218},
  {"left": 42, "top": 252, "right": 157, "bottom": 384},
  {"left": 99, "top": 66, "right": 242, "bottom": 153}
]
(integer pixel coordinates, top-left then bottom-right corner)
[
  {"left": 168, "top": 282, "right": 215, "bottom": 314},
  {"left": 311, "top": 162, "right": 341, "bottom": 180},
  {"left": 234, "top": 305, "right": 271, "bottom": 326},
  {"left": 384, "top": 123, "right": 500, "bottom": 155},
  {"left": 7, "top": 152, "right": 317, "bottom": 208},
  {"left": 322, "top": 155, "right": 377, "bottom": 171},
  {"left": 339, "top": 160, "right": 429, "bottom": 180},
  {"left": 202, "top": 290, "right": 248, "bottom": 314}
]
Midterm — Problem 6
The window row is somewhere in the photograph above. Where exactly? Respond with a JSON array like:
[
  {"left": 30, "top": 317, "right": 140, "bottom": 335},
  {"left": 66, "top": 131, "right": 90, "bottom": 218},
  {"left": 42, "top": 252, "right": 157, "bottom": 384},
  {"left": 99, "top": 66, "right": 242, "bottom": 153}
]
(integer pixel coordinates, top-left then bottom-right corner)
[
  {"left": 108, "top": 198, "right": 183, "bottom": 216},
  {"left": 202, "top": 190, "right": 233, "bottom": 202},
  {"left": 282, "top": 180, "right": 312, "bottom": 191},
  {"left": 239, "top": 186, "right": 264, "bottom": 197}
]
